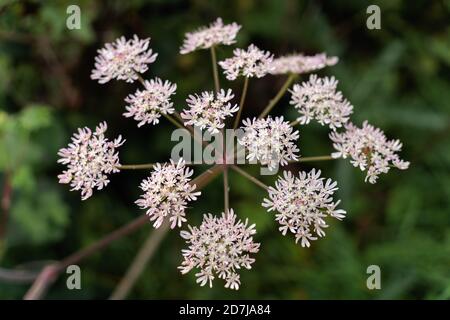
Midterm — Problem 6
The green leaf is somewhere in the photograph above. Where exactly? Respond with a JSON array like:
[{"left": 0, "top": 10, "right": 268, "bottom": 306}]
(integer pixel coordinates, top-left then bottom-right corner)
[
  {"left": 9, "top": 186, "right": 70, "bottom": 246},
  {"left": 11, "top": 165, "right": 35, "bottom": 191},
  {"left": 19, "top": 105, "right": 52, "bottom": 131}
]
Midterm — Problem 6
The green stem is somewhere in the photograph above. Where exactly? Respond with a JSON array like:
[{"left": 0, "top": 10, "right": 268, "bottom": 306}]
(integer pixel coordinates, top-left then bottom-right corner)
[
  {"left": 223, "top": 166, "right": 229, "bottom": 212},
  {"left": 258, "top": 73, "right": 297, "bottom": 119},
  {"left": 210, "top": 46, "right": 220, "bottom": 92},
  {"left": 117, "top": 163, "right": 155, "bottom": 170},
  {"left": 233, "top": 77, "right": 249, "bottom": 129},
  {"left": 163, "top": 113, "right": 185, "bottom": 130},
  {"left": 118, "top": 162, "right": 202, "bottom": 170},
  {"left": 173, "top": 111, "right": 185, "bottom": 125},
  {"left": 136, "top": 74, "right": 146, "bottom": 86},
  {"left": 109, "top": 221, "right": 170, "bottom": 300},
  {"left": 230, "top": 165, "right": 268, "bottom": 190},
  {"left": 291, "top": 155, "right": 335, "bottom": 163},
  {"left": 221, "top": 128, "right": 229, "bottom": 212}
]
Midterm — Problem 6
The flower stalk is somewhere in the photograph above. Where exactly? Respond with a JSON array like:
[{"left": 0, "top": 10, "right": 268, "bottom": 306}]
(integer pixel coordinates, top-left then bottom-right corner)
[
  {"left": 117, "top": 163, "right": 155, "bottom": 170},
  {"left": 293, "top": 155, "right": 335, "bottom": 162},
  {"left": 259, "top": 73, "right": 297, "bottom": 119},
  {"left": 230, "top": 165, "right": 268, "bottom": 190},
  {"left": 25, "top": 164, "right": 224, "bottom": 300},
  {"left": 233, "top": 77, "right": 249, "bottom": 129},
  {"left": 211, "top": 46, "right": 221, "bottom": 92}
]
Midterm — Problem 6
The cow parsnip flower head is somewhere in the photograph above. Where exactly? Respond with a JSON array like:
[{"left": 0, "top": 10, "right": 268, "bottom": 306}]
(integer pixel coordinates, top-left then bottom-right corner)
[
  {"left": 181, "top": 89, "right": 239, "bottom": 134},
  {"left": 91, "top": 35, "right": 157, "bottom": 84},
  {"left": 59, "top": 17, "right": 413, "bottom": 293},
  {"left": 123, "top": 78, "right": 177, "bottom": 127},
  {"left": 218, "top": 44, "right": 274, "bottom": 80},
  {"left": 270, "top": 53, "right": 338, "bottom": 75},
  {"left": 263, "top": 169, "right": 346, "bottom": 248},
  {"left": 136, "top": 159, "right": 201, "bottom": 229},
  {"left": 239, "top": 116, "right": 300, "bottom": 171},
  {"left": 179, "top": 209, "right": 260, "bottom": 290},
  {"left": 290, "top": 74, "right": 353, "bottom": 130},
  {"left": 180, "top": 18, "right": 241, "bottom": 54},
  {"left": 329, "top": 121, "right": 410, "bottom": 184},
  {"left": 57, "top": 122, "right": 125, "bottom": 200}
]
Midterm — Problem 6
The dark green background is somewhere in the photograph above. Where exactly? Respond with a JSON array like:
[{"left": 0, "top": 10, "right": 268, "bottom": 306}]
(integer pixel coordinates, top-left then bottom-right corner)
[{"left": 0, "top": 0, "right": 449, "bottom": 299}]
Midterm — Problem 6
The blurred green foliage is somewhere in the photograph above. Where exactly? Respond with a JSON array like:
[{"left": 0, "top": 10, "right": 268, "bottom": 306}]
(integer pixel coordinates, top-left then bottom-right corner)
[
  {"left": 0, "top": 106, "right": 69, "bottom": 248},
  {"left": 0, "top": 0, "right": 449, "bottom": 299}
]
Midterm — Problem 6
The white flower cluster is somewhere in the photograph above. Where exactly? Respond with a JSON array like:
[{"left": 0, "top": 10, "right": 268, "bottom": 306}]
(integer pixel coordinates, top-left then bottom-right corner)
[
  {"left": 330, "top": 121, "right": 410, "bottom": 183},
  {"left": 239, "top": 116, "right": 299, "bottom": 170},
  {"left": 91, "top": 35, "right": 157, "bottom": 84},
  {"left": 218, "top": 44, "right": 274, "bottom": 80},
  {"left": 179, "top": 209, "right": 260, "bottom": 290},
  {"left": 270, "top": 53, "right": 338, "bottom": 75},
  {"left": 57, "top": 122, "right": 125, "bottom": 200},
  {"left": 65, "top": 17, "right": 412, "bottom": 292},
  {"left": 180, "top": 18, "right": 241, "bottom": 54},
  {"left": 181, "top": 89, "right": 239, "bottom": 134},
  {"left": 263, "top": 169, "right": 346, "bottom": 248},
  {"left": 136, "top": 159, "right": 201, "bottom": 229},
  {"left": 289, "top": 74, "right": 353, "bottom": 130},
  {"left": 123, "top": 78, "right": 177, "bottom": 127}
]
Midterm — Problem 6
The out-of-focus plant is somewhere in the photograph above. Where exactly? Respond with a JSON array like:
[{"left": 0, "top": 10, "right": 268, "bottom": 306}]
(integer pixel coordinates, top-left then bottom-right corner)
[{"left": 0, "top": 106, "right": 69, "bottom": 253}]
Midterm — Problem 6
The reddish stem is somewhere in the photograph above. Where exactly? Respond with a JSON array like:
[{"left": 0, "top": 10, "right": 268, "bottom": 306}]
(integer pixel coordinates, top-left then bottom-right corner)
[
  {"left": 0, "top": 171, "right": 12, "bottom": 241},
  {"left": 23, "top": 164, "right": 223, "bottom": 300}
]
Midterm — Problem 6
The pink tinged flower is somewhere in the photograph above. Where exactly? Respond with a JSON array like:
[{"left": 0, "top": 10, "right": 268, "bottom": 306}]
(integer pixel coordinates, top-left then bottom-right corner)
[
  {"left": 178, "top": 209, "right": 260, "bottom": 290},
  {"left": 91, "top": 35, "right": 157, "bottom": 84},
  {"left": 238, "top": 116, "right": 300, "bottom": 171},
  {"left": 57, "top": 121, "right": 125, "bottom": 200},
  {"left": 181, "top": 89, "right": 239, "bottom": 134},
  {"left": 136, "top": 159, "right": 201, "bottom": 229},
  {"left": 289, "top": 74, "right": 353, "bottom": 130},
  {"left": 180, "top": 18, "right": 241, "bottom": 54},
  {"left": 262, "top": 169, "right": 346, "bottom": 248},
  {"left": 270, "top": 53, "right": 338, "bottom": 75},
  {"left": 329, "top": 121, "right": 410, "bottom": 183},
  {"left": 218, "top": 44, "right": 274, "bottom": 81},
  {"left": 123, "top": 78, "right": 177, "bottom": 127}
]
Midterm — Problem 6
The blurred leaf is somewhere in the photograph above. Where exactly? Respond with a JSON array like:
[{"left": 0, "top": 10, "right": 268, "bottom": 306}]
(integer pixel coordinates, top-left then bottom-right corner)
[
  {"left": 11, "top": 164, "right": 35, "bottom": 191},
  {"left": 19, "top": 104, "right": 52, "bottom": 131},
  {"left": 9, "top": 186, "right": 70, "bottom": 246}
]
